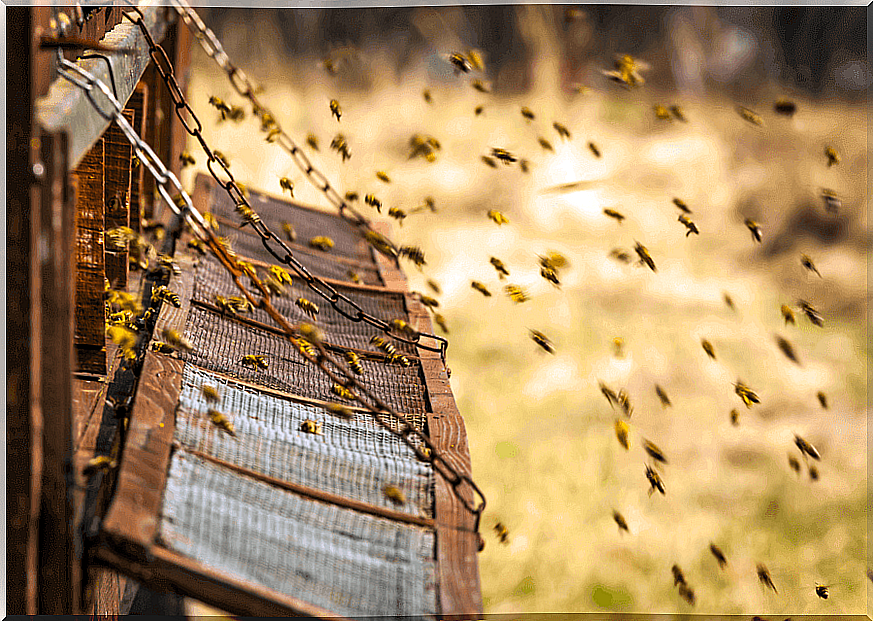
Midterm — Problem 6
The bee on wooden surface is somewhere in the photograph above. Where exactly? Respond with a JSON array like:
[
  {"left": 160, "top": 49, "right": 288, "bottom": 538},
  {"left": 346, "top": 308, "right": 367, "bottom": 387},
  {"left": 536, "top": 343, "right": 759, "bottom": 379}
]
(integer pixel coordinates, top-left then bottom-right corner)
[
  {"left": 734, "top": 380, "right": 760, "bottom": 408},
  {"left": 481, "top": 155, "right": 498, "bottom": 168},
  {"left": 364, "top": 194, "right": 382, "bottom": 213},
  {"left": 207, "top": 408, "right": 236, "bottom": 436},
  {"left": 603, "top": 208, "right": 625, "bottom": 223},
  {"left": 655, "top": 385, "right": 671, "bottom": 408},
  {"left": 295, "top": 337, "right": 318, "bottom": 358},
  {"left": 612, "top": 510, "right": 629, "bottom": 533},
  {"left": 730, "top": 409, "right": 739, "bottom": 426},
  {"left": 757, "top": 564, "right": 778, "bottom": 594},
  {"left": 809, "top": 464, "right": 820, "bottom": 481},
  {"left": 600, "top": 382, "right": 619, "bottom": 409},
  {"left": 821, "top": 188, "right": 841, "bottom": 214},
  {"left": 538, "top": 137, "right": 554, "bottom": 152},
  {"left": 212, "top": 150, "right": 230, "bottom": 169},
  {"left": 447, "top": 52, "right": 472, "bottom": 74},
  {"left": 83, "top": 455, "right": 117, "bottom": 477},
  {"left": 654, "top": 104, "right": 672, "bottom": 121},
  {"left": 673, "top": 198, "right": 692, "bottom": 214},
  {"left": 490, "top": 257, "right": 510, "bottom": 279},
  {"left": 521, "top": 106, "right": 535, "bottom": 121},
  {"left": 672, "top": 565, "right": 686, "bottom": 586},
  {"left": 422, "top": 88, "right": 432, "bottom": 103},
  {"left": 107, "top": 309, "right": 133, "bottom": 327},
  {"left": 634, "top": 242, "right": 656, "bottom": 272},
  {"left": 151, "top": 341, "right": 175, "bottom": 355},
  {"left": 433, "top": 313, "right": 449, "bottom": 334},
  {"left": 215, "top": 294, "right": 238, "bottom": 316},
  {"left": 677, "top": 584, "right": 695, "bottom": 606},
  {"left": 201, "top": 385, "right": 221, "bottom": 404},
  {"left": 472, "top": 79, "right": 490, "bottom": 93},
  {"left": 208, "top": 95, "right": 231, "bottom": 119},
  {"left": 824, "top": 146, "right": 840, "bottom": 167},
  {"left": 370, "top": 335, "right": 397, "bottom": 357},
  {"left": 588, "top": 142, "right": 602, "bottom": 158},
  {"left": 701, "top": 339, "right": 716, "bottom": 360},
  {"left": 617, "top": 389, "right": 633, "bottom": 418},
  {"left": 797, "top": 299, "right": 823, "bottom": 327},
  {"left": 646, "top": 465, "right": 665, "bottom": 496},
  {"left": 678, "top": 214, "right": 699, "bottom": 236},
  {"left": 816, "top": 391, "right": 828, "bottom": 410},
  {"left": 295, "top": 297, "right": 319, "bottom": 319},
  {"left": 388, "top": 207, "right": 407, "bottom": 225},
  {"left": 723, "top": 292, "right": 735, "bottom": 311},
  {"left": 612, "top": 337, "right": 624, "bottom": 358},
  {"left": 305, "top": 133, "right": 319, "bottom": 151},
  {"left": 242, "top": 354, "right": 268, "bottom": 370},
  {"left": 329, "top": 99, "right": 341, "bottom": 121},
  {"left": 614, "top": 419, "right": 630, "bottom": 450},
  {"left": 800, "top": 254, "right": 821, "bottom": 277},
  {"left": 383, "top": 485, "right": 406, "bottom": 506},
  {"left": 737, "top": 106, "right": 764, "bottom": 126},
  {"left": 330, "top": 134, "right": 351, "bottom": 161},
  {"left": 504, "top": 285, "right": 530, "bottom": 304},
  {"left": 471, "top": 281, "right": 491, "bottom": 297},
  {"left": 179, "top": 151, "right": 196, "bottom": 168},
  {"left": 491, "top": 148, "right": 517, "bottom": 165},
  {"left": 519, "top": 159, "right": 530, "bottom": 173},
  {"left": 331, "top": 383, "right": 355, "bottom": 400},
  {"left": 553, "top": 122, "right": 571, "bottom": 139},
  {"left": 773, "top": 99, "right": 797, "bottom": 117},
  {"left": 300, "top": 419, "right": 323, "bottom": 435},
  {"left": 343, "top": 350, "right": 364, "bottom": 375},
  {"left": 365, "top": 230, "right": 397, "bottom": 259},
  {"left": 530, "top": 330, "right": 554, "bottom": 354},
  {"left": 643, "top": 439, "right": 668, "bottom": 464},
  {"left": 709, "top": 543, "right": 727, "bottom": 568},
  {"left": 794, "top": 434, "right": 820, "bottom": 460},
  {"left": 775, "top": 335, "right": 800, "bottom": 364},
  {"left": 670, "top": 105, "right": 687, "bottom": 122},
  {"left": 162, "top": 329, "right": 193, "bottom": 352},
  {"left": 187, "top": 238, "right": 207, "bottom": 256},
  {"left": 390, "top": 318, "right": 417, "bottom": 339},
  {"left": 494, "top": 521, "right": 509, "bottom": 544},
  {"left": 388, "top": 353, "right": 412, "bottom": 367},
  {"left": 376, "top": 170, "right": 391, "bottom": 184},
  {"left": 398, "top": 245, "right": 426, "bottom": 268},
  {"left": 815, "top": 584, "right": 829, "bottom": 599},
  {"left": 325, "top": 402, "right": 354, "bottom": 419},
  {"left": 609, "top": 248, "right": 632, "bottom": 264},
  {"left": 745, "top": 218, "right": 763, "bottom": 243},
  {"left": 309, "top": 236, "right": 335, "bottom": 252}
]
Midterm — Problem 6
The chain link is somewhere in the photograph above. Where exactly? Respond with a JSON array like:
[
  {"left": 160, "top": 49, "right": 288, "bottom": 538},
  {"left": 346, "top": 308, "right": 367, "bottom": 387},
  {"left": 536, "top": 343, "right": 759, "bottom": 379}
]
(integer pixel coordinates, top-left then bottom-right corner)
[{"left": 56, "top": 42, "right": 484, "bottom": 538}]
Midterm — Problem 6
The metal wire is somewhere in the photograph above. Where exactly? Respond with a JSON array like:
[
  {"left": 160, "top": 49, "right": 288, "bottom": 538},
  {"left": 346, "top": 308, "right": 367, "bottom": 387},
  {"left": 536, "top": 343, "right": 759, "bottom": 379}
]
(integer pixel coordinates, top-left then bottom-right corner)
[{"left": 56, "top": 55, "right": 485, "bottom": 539}]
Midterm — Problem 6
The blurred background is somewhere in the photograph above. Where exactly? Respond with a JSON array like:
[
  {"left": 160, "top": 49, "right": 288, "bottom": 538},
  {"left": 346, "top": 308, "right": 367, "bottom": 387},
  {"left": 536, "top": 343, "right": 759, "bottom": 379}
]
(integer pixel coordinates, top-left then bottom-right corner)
[{"left": 180, "top": 5, "right": 868, "bottom": 616}]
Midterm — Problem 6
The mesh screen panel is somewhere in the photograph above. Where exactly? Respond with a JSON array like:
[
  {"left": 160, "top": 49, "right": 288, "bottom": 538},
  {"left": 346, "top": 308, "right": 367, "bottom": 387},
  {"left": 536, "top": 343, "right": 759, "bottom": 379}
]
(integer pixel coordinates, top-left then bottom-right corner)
[{"left": 160, "top": 450, "right": 437, "bottom": 619}]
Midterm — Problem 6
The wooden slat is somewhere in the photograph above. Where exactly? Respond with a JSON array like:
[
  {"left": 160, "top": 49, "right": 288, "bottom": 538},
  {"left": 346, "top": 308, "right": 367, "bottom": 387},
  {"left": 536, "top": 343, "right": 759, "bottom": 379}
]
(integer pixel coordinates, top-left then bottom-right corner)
[
  {"left": 125, "top": 84, "right": 148, "bottom": 234},
  {"left": 103, "top": 109, "right": 135, "bottom": 288}
]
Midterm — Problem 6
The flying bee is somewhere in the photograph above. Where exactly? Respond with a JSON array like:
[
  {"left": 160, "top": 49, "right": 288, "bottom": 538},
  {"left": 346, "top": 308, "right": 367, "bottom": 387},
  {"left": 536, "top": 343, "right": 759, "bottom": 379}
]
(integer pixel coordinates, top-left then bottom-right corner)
[
  {"left": 655, "top": 385, "right": 671, "bottom": 408},
  {"left": 538, "top": 137, "right": 554, "bottom": 152},
  {"left": 745, "top": 218, "right": 763, "bottom": 243},
  {"left": 242, "top": 354, "right": 268, "bottom": 370},
  {"left": 388, "top": 353, "right": 411, "bottom": 367},
  {"left": 467, "top": 48, "right": 485, "bottom": 71},
  {"left": 309, "top": 236, "right": 335, "bottom": 252},
  {"left": 654, "top": 104, "right": 672, "bottom": 121},
  {"left": 376, "top": 170, "right": 391, "bottom": 183},
  {"left": 794, "top": 434, "right": 821, "bottom": 460},
  {"left": 821, "top": 188, "right": 841, "bottom": 214},
  {"left": 672, "top": 565, "right": 686, "bottom": 586},
  {"left": 610, "top": 248, "right": 632, "bottom": 264},
  {"left": 519, "top": 159, "right": 530, "bottom": 173},
  {"left": 646, "top": 465, "right": 665, "bottom": 496},
  {"left": 151, "top": 341, "right": 175, "bottom": 354},
  {"left": 278, "top": 177, "right": 294, "bottom": 197},
  {"left": 672, "top": 198, "right": 692, "bottom": 214},
  {"left": 201, "top": 385, "right": 221, "bottom": 404},
  {"left": 539, "top": 252, "right": 568, "bottom": 271},
  {"left": 643, "top": 439, "right": 668, "bottom": 464},
  {"left": 212, "top": 150, "right": 230, "bottom": 169},
  {"left": 540, "top": 266, "right": 561, "bottom": 287},
  {"left": 422, "top": 88, "right": 432, "bottom": 103},
  {"left": 344, "top": 191, "right": 359, "bottom": 203},
  {"left": 447, "top": 52, "right": 472, "bottom": 74},
  {"left": 737, "top": 106, "right": 764, "bottom": 126},
  {"left": 816, "top": 391, "right": 828, "bottom": 409},
  {"left": 306, "top": 133, "right": 319, "bottom": 151},
  {"left": 344, "top": 350, "right": 364, "bottom": 375},
  {"left": 472, "top": 79, "right": 490, "bottom": 93},
  {"left": 162, "top": 329, "right": 193, "bottom": 352},
  {"left": 474, "top": 105, "right": 484, "bottom": 116},
  {"left": 788, "top": 454, "right": 801, "bottom": 474},
  {"left": 187, "top": 238, "right": 207, "bottom": 256},
  {"left": 701, "top": 339, "right": 716, "bottom": 360},
  {"left": 677, "top": 584, "right": 696, "bottom": 606},
  {"left": 774, "top": 99, "right": 797, "bottom": 117},
  {"left": 775, "top": 335, "right": 800, "bottom": 364},
  {"left": 494, "top": 521, "right": 509, "bottom": 544},
  {"left": 383, "top": 484, "right": 406, "bottom": 506},
  {"left": 603, "top": 208, "right": 625, "bottom": 223},
  {"left": 815, "top": 584, "right": 829, "bottom": 599},
  {"left": 179, "top": 151, "right": 196, "bottom": 168},
  {"left": 809, "top": 464, "right": 820, "bottom": 481},
  {"left": 329, "top": 99, "right": 341, "bottom": 121},
  {"left": 264, "top": 275, "right": 287, "bottom": 297},
  {"left": 553, "top": 122, "right": 571, "bottom": 139},
  {"left": 297, "top": 322, "right": 324, "bottom": 346},
  {"left": 388, "top": 207, "right": 407, "bottom": 225},
  {"left": 615, "top": 419, "right": 630, "bottom": 450},
  {"left": 331, "top": 383, "right": 355, "bottom": 400},
  {"left": 670, "top": 105, "right": 687, "bottom": 122},
  {"left": 365, "top": 230, "right": 397, "bottom": 259},
  {"left": 800, "top": 254, "right": 821, "bottom": 277},
  {"left": 602, "top": 54, "right": 648, "bottom": 88},
  {"left": 521, "top": 107, "right": 535, "bottom": 121},
  {"left": 612, "top": 337, "right": 624, "bottom": 357},
  {"left": 207, "top": 408, "right": 236, "bottom": 437},
  {"left": 612, "top": 510, "right": 629, "bottom": 533},
  {"left": 486, "top": 210, "right": 511, "bottom": 227},
  {"left": 215, "top": 294, "right": 238, "bottom": 316},
  {"left": 295, "top": 297, "right": 319, "bottom": 319},
  {"left": 678, "top": 214, "right": 699, "bottom": 236},
  {"left": 504, "top": 284, "right": 530, "bottom": 304},
  {"left": 208, "top": 95, "right": 231, "bottom": 119},
  {"left": 433, "top": 313, "right": 449, "bottom": 334},
  {"left": 415, "top": 293, "right": 440, "bottom": 309},
  {"left": 797, "top": 299, "right": 823, "bottom": 327},
  {"left": 481, "top": 155, "right": 498, "bottom": 168},
  {"left": 588, "top": 142, "right": 602, "bottom": 158},
  {"left": 723, "top": 292, "right": 735, "bottom": 311},
  {"left": 781, "top": 304, "right": 796, "bottom": 325},
  {"left": 398, "top": 245, "right": 426, "bottom": 267},
  {"left": 634, "top": 242, "right": 656, "bottom": 272},
  {"left": 530, "top": 330, "right": 554, "bottom": 354},
  {"left": 259, "top": 112, "right": 276, "bottom": 131},
  {"left": 390, "top": 318, "right": 417, "bottom": 339},
  {"left": 710, "top": 543, "right": 727, "bottom": 568},
  {"left": 824, "top": 146, "right": 840, "bottom": 167},
  {"left": 280, "top": 221, "right": 297, "bottom": 243},
  {"left": 325, "top": 402, "right": 354, "bottom": 419},
  {"left": 370, "top": 335, "right": 397, "bottom": 357},
  {"left": 364, "top": 194, "right": 382, "bottom": 213},
  {"left": 730, "top": 409, "right": 739, "bottom": 426},
  {"left": 617, "top": 389, "right": 633, "bottom": 417},
  {"left": 330, "top": 134, "right": 351, "bottom": 161},
  {"left": 490, "top": 257, "right": 510, "bottom": 279},
  {"left": 265, "top": 127, "right": 282, "bottom": 143},
  {"left": 234, "top": 201, "right": 261, "bottom": 226},
  {"left": 734, "top": 381, "right": 760, "bottom": 408},
  {"left": 83, "top": 455, "right": 117, "bottom": 477},
  {"left": 300, "top": 419, "right": 323, "bottom": 435},
  {"left": 491, "top": 148, "right": 517, "bottom": 165},
  {"left": 757, "top": 564, "right": 777, "bottom": 594},
  {"left": 227, "top": 105, "right": 245, "bottom": 122},
  {"left": 600, "top": 382, "right": 619, "bottom": 409},
  {"left": 270, "top": 265, "right": 293, "bottom": 285}
]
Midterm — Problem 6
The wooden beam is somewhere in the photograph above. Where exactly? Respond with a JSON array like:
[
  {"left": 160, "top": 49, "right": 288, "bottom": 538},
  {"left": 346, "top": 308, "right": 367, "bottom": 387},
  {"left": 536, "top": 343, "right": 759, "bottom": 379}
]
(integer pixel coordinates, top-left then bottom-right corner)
[{"left": 103, "top": 110, "right": 134, "bottom": 288}]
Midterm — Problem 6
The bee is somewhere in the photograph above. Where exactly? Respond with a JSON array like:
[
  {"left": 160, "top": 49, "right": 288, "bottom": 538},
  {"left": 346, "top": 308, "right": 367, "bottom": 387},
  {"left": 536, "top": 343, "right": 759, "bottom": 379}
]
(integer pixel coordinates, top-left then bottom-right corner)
[
  {"left": 343, "top": 350, "right": 364, "bottom": 375},
  {"left": 481, "top": 155, "right": 498, "bottom": 168},
  {"left": 800, "top": 254, "right": 821, "bottom": 277},
  {"left": 809, "top": 464, "right": 820, "bottom": 481},
  {"left": 737, "top": 106, "right": 764, "bottom": 126},
  {"left": 553, "top": 122, "right": 571, "bottom": 139},
  {"left": 646, "top": 465, "right": 665, "bottom": 496},
  {"left": 653, "top": 104, "right": 672, "bottom": 121},
  {"left": 207, "top": 408, "right": 236, "bottom": 437},
  {"left": 83, "top": 455, "right": 118, "bottom": 477},
  {"left": 215, "top": 294, "right": 238, "bottom": 316},
  {"left": 540, "top": 266, "right": 561, "bottom": 287},
  {"left": 227, "top": 105, "right": 245, "bottom": 122},
  {"left": 588, "top": 142, "right": 602, "bottom": 158},
  {"left": 709, "top": 543, "right": 727, "bottom": 569},
  {"left": 212, "top": 150, "right": 230, "bottom": 169},
  {"left": 448, "top": 52, "right": 472, "bottom": 74},
  {"left": 370, "top": 335, "right": 397, "bottom": 357},
  {"left": 734, "top": 380, "right": 760, "bottom": 408},
  {"left": 612, "top": 337, "right": 624, "bottom": 357},
  {"left": 309, "top": 236, "right": 335, "bottom": 252},
  {"left": 494, "top": 521, "right": 509, "bottom": 544},
  {"left": 603, "top": 54, "right": 648, "bottom": 88},
  {"left": 745, "top": 218, "right": 763, "bottom": 243},
  {"left": 201, "top": 385, "right": 221, "bottom": 403},
  {"left": 609, "top": 248, "right": 632, "bottom": 264},
  {"left": 331, "top": 383, "right": 355, "bottom": 400},
  {"left": 677, "top": 584, "right": 696, "bottom": 606},
  {"left": 797, "top": 299, "right": 823, "bottom": 327},
  {"left": 187, "top": 238, "right": 207, "bottom": 256},
  {"left": 300, "top": 419, "right": 323, "bottom": 435},
  {"left": 600, "top": 382, "right": 618, "bottom": 409},
  {"left": 422, "top": 88, "right": 432, "bottom": 103},
  {"left": 490, "top": 257, "right": 510, "bottom": 279},
  {"left": 179, "top": 151, "right": 196, "bottom": 168},
  {"left": 325, "top": 402, "right": 354, "bottom": 419},
  {"left": 208, "top": 95, "right": 231, "bottom": 119},
  {"left": 306, "top": 133, "right": 319, "bottom": 151},
  {"left": 297, "top": 322, "right": 324, "bottom": 346},
  {"left": 265, "top": 127, "right": 282, "bottom": 143},
  {"left": 634, "top": 242, "right": 656, "bottom": 272},
  {"left": 603, "top": 208, "right": 625, "bottom": 223},
  {"left": 723, "top": 292, "right": 735, "bottom": 311},
  {"left": 794, "top": 434, "right": 820, "bottom": 460},
  {"left": 415, "top": 294, "right": 440, "bottom": 309},
  {"left": 466, "top": 49, "right": 485, "bottom": 72},
  {"left": 612, "top": 510, "right": 629, "bottom": 533},
  {"left": 519, "top": 159, "right": 530, "bottom": 173},
  {"left": 242, "top": 354, "right": 268, "bottom": 370},
  {"left": 162, "top": 329, "right": 193, "bottom": 352},
  {"left": 279, "top": 221, "right": 297, "bottom": 243},
  {"left": 821, "top": 188, "right": 841, "bottom": 214},
  {"left": 383, "top": 484, "right": 406, "bottom": 506},
  {"left": 757, "top": 564, "right": 777, "bottom": 594},
  {"left": 259, "top": 112, "right": 277, "bottom": 131},
  {"left": 276, "top": 176, "right": 295, "bottom": 197},
  {"left": 107, "top": 309, "right": 133, "bottom": 326},
  {"left": 521, "top": 107, "right": 535, "bottom": 121},
  {"left": 343, "top": 191, "right": 360, "bottom": 204},
  {"left": 471, "top": 281, "right": 491, "bottom": 297},
  {"left": 264, "top": 274, "right": 287, "bottom": 297},
  {"left": 655, "top": 385, "right": 671, "bottom": 408},
  {"left": 376, "top": 170, "right": 391, "bottom": 184},
  {"left": 788, "top": 454, "right": 801, "bottom": 474},
  {"left": 773, "top": 99, "right": 797, "bottom": 117},
  {"left": 678, "top": 214, "right": 699, "bottom": 236},
  {"left": 701, "top": 339, "right": 716, "bottom": 360},
  {"left": 816, "top": 391, "right": 828, "bottom": 409},
  {"left": 643, "top": 439, "right": 668, "bottom": 464},
  {"left": 730, "top": 409, "right": 739, "bottom": 426},
  {"left": 669, "top": 105, "right": 687, "bottom": 122},
  {"left": 390, "top": 318, "right": 417, "bottom": 339},
  {"left": 491, "top": 148, "right": 517, "bottom": 165},
  {"left": 471, "top": 79, "right": 490, "bottom": 93},
  {"left": 234, "top": 201, "right": 261, "bottom": 226},
  {"left": 329, "top": 99, "right": 341, "bottom": 121},
  {"left": 433, "top": 313, "right": 449, "bottom": 334},
  {"left": 474, "top": 105, "right": 485, "bottom": 116},
  {"left": 388, "top": 207, "right": 407, "bottom": 225},
  {"left": 422, "top": 197, "right": 436, "bottom": 212},
  {"left": 617, "top": 389, "right": 633, "bottom": 418},
  {"left": 364, "top": 194, "right": 382, "bottom": 213},
  {"left": 330, "top": 134, "right": 351, "bottom": 161},
  {"left": 487, "top": 210, "right": 509, "bottom": 226},
  {"left": 295, "top": 337, "right": 318, "bottom": 358},
  {"left": 815, "top": 584, "right": 829, "bottom": 599},
  {"left": 388, "top": 353, "right": 411, "bottom": 367},
  {"left": 504, "top": 284, "right": 530, "bottom": 304},
  {"left": 824, "top": 146, "right": 840, "bottom": 167},
  {"left": 781, "top": 304, "right": 796, "bottom": 326},
  {"left": 151, "top": 341, "right": 175, "bottom": 354},
  {"left": 775, "top": 335, "right": 800, "bottom": 364},
  {"left": 614, "top": 419, "right": 630, "bottom": 450},
  {"left": 365, "top": 230, "right": 397, "bottom": 259},
  {"left": 398, "top": 245, "right": 426, "bottom": 267},
  {"left": 538, "top": 137, "right": 554, "bottom": 152},
  {"left": 672, "top": 564, "right": 686, "bottom": 586},
  {"left": 270, "top": 265, "right": 293, "bottom": 285},
  {"left": 295, "top": 297, "right": 318, "bottom": 319},
  {"left": 530, "top": 329, "right": 554, "bottom": 354},
  {"left": 673, "top": 198, "right": 692, "bottom": 214}
]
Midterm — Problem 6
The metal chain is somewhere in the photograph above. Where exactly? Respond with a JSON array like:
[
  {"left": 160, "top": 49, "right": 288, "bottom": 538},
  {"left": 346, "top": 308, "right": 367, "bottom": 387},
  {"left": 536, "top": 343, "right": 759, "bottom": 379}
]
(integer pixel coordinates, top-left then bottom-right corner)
[
  {"left": 125, "top": 7, "right": 448, "bottom": 361},
  {"left": 56, "top": 54, "right": 485, "bottom": 539}
]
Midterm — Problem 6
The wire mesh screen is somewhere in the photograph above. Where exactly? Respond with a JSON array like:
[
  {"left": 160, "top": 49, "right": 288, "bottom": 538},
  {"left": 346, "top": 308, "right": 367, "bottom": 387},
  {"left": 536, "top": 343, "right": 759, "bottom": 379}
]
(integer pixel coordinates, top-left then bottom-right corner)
[
  {"left": 176, "top": 364, "right": 434, "bottom": 517},
  {"left": 208, "top": 183, "right": 376, "bottom": 263},
  {"left": 160, "top": 449, "right": 438, "bottom": 619},
  {"left": 178, "top": 304, "right": 429, "bottom": 421},
  {"left": 193, "top": 255, "right": 417, "bottom": 355}
]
